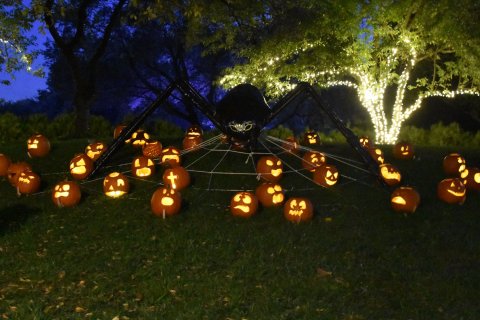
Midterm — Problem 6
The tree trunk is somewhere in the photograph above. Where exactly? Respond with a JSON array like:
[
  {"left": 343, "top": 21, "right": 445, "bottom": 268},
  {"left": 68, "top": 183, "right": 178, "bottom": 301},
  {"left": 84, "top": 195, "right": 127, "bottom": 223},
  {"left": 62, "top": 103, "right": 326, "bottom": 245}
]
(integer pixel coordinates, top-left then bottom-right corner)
[{"left": 72, "top": 80, "right": 95, "bottom": 137}]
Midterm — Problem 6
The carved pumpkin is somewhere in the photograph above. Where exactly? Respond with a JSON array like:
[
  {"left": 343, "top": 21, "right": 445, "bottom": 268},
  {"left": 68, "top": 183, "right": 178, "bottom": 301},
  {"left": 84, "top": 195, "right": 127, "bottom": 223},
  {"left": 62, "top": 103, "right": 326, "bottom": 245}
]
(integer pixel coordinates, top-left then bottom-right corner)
[
  {"left": 151, "top": 187, "right": 182, "bottom": 217},
  {"left": 129, "top": 129, "right": 150, "bottom": 148},
  {"left": 393, "top": 141, "right": 414, "bottom": 160},
  {"left": 69, "top": 153, "right": 94, "bottom": 180},
  {"left": 313, "top": 164, "right": 339, "bottom": 187},
  {"left": 113, "top": 125, "right": 126, "bottom": 139},
  {"left": 103, "top": 172, "right": 129, "bottom": 198},
  {"left": 379, "top": 163, "right": 402, "bottom": 186},
  {"left": 0, "top": 153, "right": 11, "bottom": 177},
  {"left": 282, "top": 136, "right": 300, "bottom": 154},
  {"left": 391, "top": 186, "right": 420, "bottom": 214},
  {"left": 230, "top": 191, "right": 258, "bottom": 218},
  {"left": 368, "top": 147, "right": 385, "bottom": 164},
  {"left": 186, "top": 124, "right": 203, "bottom": 137},
  {"left": 443, "top": 153, "right": 466, "bottom": 176},
  {"left": 230, "top": 137, "right": 248, "bottom": 151},
  {"left": 85, "top": 141, "right": 106, "bottom": 161},
  {"left": 256, "top": 155, "right": 283, "bottom": 182},
  {"left": 255, "top": 182, "right": 285, "bottom": 207},
  {"left": 304, "top": 130, "right": 319, "bottom": 145},
  {"left": 16, "top": 170, "right": 41, "bottom": 195},
  {"left": 142, "top": 140, "right": 163, "bottom": 158},
  {"left": 162, "top": 166, "right": 191, "bottom": 191},
  {"left": 182, "top": 135, "right": 203, "bottom": 151},
  {"left": 359, "top": 136, "right": 371, "bottom": 148},
  {"left": 461, "top": 167, "right": 480, "bottom": 191},
  {"left": 160, "top": 146, "right": 181, "bottom": 167},
  {"left": 7, "top": 162, "right": 32, "bottom": 186},
  {"left": 52, "top": 180, "right": 81, "bottom": 207},
  {"left": 284, "top": 197, "right": 314, "bottom": 223},
  {"left": 27, "top": 134, "right": 51, "bottom": 158},
  {"left": 131, "top": 156, "right": 155, "bottom": 177},
  {"left": 302, "top": 151, "right": 326, "bottom": 172},
  {"left": 437, "top": 178, "right": 466, "bottom": 204}
]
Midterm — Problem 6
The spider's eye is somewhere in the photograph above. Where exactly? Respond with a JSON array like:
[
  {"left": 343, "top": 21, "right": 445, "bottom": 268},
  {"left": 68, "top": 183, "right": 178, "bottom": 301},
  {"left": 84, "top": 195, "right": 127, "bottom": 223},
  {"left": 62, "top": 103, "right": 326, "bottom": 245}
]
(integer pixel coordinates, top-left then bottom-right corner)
[{"left": 243, "top": 122, "right": 253, "bottom": 131}]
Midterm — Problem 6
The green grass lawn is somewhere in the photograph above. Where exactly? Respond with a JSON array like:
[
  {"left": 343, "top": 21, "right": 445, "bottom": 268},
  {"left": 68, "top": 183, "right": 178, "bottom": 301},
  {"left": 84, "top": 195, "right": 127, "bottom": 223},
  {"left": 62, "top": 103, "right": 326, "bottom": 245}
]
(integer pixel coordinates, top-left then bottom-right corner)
[{"left": 1, "top": 138, "right": 480, "bottom": 319}]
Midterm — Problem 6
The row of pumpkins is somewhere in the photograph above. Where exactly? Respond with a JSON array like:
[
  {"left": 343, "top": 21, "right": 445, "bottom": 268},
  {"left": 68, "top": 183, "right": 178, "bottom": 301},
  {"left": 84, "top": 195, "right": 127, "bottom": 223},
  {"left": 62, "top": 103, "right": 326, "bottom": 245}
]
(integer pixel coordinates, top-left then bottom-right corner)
[{"left": 1, "top": 128, "right": 479, "bottom": 223}]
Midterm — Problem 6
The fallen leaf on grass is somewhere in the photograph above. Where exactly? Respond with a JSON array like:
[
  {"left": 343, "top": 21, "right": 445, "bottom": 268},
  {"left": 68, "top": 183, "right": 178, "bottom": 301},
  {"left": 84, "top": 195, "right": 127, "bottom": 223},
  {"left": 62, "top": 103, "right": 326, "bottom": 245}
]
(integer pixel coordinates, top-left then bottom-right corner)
[{"left": 316, "top": 268, "right": 333, "bottom": 278}]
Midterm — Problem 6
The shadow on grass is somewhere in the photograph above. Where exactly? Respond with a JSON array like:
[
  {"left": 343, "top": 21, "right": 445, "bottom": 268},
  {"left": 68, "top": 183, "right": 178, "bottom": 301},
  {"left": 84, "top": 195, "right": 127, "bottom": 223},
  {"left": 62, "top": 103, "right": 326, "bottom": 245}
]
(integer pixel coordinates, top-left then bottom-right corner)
[{"left": 0, "top": 204, "right": 40, "bottom": 236}]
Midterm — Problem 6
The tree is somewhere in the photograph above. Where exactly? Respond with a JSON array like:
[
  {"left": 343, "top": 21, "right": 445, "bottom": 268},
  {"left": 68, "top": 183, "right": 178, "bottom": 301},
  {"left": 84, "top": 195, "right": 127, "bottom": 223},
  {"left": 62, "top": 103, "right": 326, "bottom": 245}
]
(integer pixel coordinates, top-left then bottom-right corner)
[{"left": 213, "top": 0, "right": 480, "bottom": 144}]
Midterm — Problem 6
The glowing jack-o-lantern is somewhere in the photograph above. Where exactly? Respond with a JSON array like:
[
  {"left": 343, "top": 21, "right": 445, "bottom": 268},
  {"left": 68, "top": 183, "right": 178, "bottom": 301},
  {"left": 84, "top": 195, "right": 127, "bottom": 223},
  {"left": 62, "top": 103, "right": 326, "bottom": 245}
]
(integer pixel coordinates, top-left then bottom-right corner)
[
  {"left": 230, "top": 192, "right": 258, "bottom": 218},
  {"left": 284, "top": 197, "right": 313, "bottom": 223},
  {"left": 160, "top": 146, "right": 181, "bottom": 167},
  {"left": 113, "top": 125, "right": 126, "bottom": 139},
  {"left": 368, "top": 147, "right": 384, "bottom": 164},
  {"left": 379, "top": 163, "right": 402, "bottom": 186},
  {"left": 85, "top": 141, "right": 106, "bottom": 161},
  {"left": 131, "top": 156, "right": 155, "bottom": 177},
  {"left": 282, "top": 137, "right": 300, "bottom": 154},
  {"left": 302, "top": 151, "right": 326, "bottom": 172},
  {"left": 16, "top": 170, "right": 41, "bottom": 195},
  {"left": 69, "top": 153, "right": 94, "bottom": 180},
  {"left": 103, "top": 172, "right": 129, "bottom": 198},
  {"left": 304, "top": 130, "right": 319, "bottom": 145},
  {"left": 151, "top": 187, "right": 182, "bottom": 217},
  {"left": 391, "top": 186, "right": 420, "bottom": 214},
  {"left": 359, "top": 136, "right": 371, "bottom": 148},
  {"left": 461, "top": 167, "right": 480, "bottom": 191},
  {"left": 52, "top": 180, "right": 81, "bottom": 207},
  {"left": 7, "top": 162, "right": 32, "bottom": 186},
  {"left": 443, "top": 153, "right": 466, "bottom": 176},
  {"left": 256, "top": 156, "right": 283, "bottom": 182},
  {"left": 27, "top": 134, "right": 51, "bottom": 158},
  {"left": 186, "top": 124, "right": 203, "bottom": 137},
  {"left": 313, "top": 164, "right": 339, "bottom": 187},
  {"left": 142, "top": 140, "right": 163, "bottom": 158},
  {"left": 129, "top": 129, "right": 150, "bottom": 148},
  {"left": 0, "top": 153, "right": 11, "bottom": 177},
  {"left": 437, "top": 178, "right": 466, "bottom": 204},
  {"left": 255, "top": 182, "right": 285, "bottom": 207},
  {"left": 182, "top": 135, "right": 203, "bottom": 151},
  {"left": 393, "top": 141, "right": 414, "bottom": 160},
  {"left": 163, "top": 166, "right": 191, "bottom": 191}
]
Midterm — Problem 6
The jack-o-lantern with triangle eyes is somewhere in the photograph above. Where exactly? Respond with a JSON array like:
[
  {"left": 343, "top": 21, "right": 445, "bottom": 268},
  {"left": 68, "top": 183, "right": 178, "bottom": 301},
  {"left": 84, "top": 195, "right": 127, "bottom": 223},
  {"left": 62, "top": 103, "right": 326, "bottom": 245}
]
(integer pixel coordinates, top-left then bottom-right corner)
[
  {"left": 131, "top": 156, "right": 155, "bottom": 177},
  {"left": 256, "top": 156, "right": 283, "bottom": 182},
  {"left": 27, "top": 134, "right": 51, "bottom": 158},
  {"left": 69, "top": 153, "right": 94, "bottom": 180},
  {"left": 160, "top": 146, "right": 181, "bottom": 167},
  {"left": 230, "top": 192, "right": 258, "bottom": 218},
  {"left": 129, "top": 129, "right": 150, "bottom": 148},
  {"left": 142, "top": 140, "right": 163, "bottom": 158},
  {"left": 313, "top": 164, "right": 339, "bottom": 187},
  {"left": 391, "top": 186, "right": 420, "bottom": 214},
  {"left": 393, "top": 141, "right": 414, "bottom": 160},
  {"left": 359, "top": 136, "right": 371, "bottom": 148},
  {"left": 52, "top": 180, "right": 81, "bottom": 207},
  {"left": 163, "top": 166, "right": 191, "bottom": 191},
  {"left": 437, "top": 178, "right": 466, "bottom": 204},
  {"left": 461, "top": 167, "right": 480, "bottom": 191},
  {"left": 368, "top": 147, "right": 384, "bottom": 164},
  {"left": 284, "top": 197, "right": 314, "bottom": 223},
  {"left": 182, "top": 135, "right": 203, "bottom": 151},
  {"left": 7, "top": 162, "right": 32, "bottom": 186},
  {"left": 0, "top": 153, "right": 11, "bottom": 177},
  {"left": 282, "top": 137, "right": 300, "bottom": 154},
  {"left": 85, "top": 141, "right": 106, "bottom": 161},
  {"left": 186, "top": 124, "right": 203, "bottom": 137},
  {"left": 103, "top": 172, "right": 129, "bottom": 198},
  {"left": 304, "top": 130, "right": 319, "bottom": 145},
  {"left": 302, "top": 151, "right": 326, "bottom": 172},
  {"left": 443, "top": 153, "right": 466, "bottom": 176},
  {"left": 379, "top": 163, "right": 402, "bottom": 186},
  {"left": 151, "top": 187, "right": 182, "bottom": 217},
  {"left": 255, "top": 182, "right": 285, "bottom": 207},
  {"left": 16, "top": 170, "right": 41, "bottom": 195}
]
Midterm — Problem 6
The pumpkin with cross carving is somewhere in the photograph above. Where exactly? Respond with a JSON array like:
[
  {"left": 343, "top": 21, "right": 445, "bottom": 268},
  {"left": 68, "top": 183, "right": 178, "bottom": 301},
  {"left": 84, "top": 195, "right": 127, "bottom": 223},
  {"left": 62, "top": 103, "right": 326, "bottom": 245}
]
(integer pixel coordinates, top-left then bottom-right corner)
[
  {"left": 52, "top": 180, "right": 81, "bottom": 207},
  {"left": 255, "top": 182, "right": 285, "bottom": 207},
  {"left": 256, "top": 155, "right": 283, "bottom": 182},
  {"left": 0, "top": 153, "right": 11, "bottom": 177},
  {"left": 27, "top": 134, "right": 51, "bottom": 158},
  {"left": 69, "top": 153, "right": 94, "bottom": 180},
  {"left": 85, "top": 141, "right": 106, "bottom": 161},
  {"left": 16, "top": 170, "right": 41, "bottom": 195},
  {"left": 443, "top": 153, "right": 466, "bottom": 176},
  {"left": 302, "top": 151, "right": 326, "bottom": 172},
  {"left": 103, "top": 172, "right": 130, "bottom": 198},
  {"left": 313, "top": 164, "right": 339, "bottom": 187},
  {"left": 391, "top": 186, "right": 420, "bottom": 214},
  {"left": 151, "top": 187, "right": 182, "bottom": 217},
  {"left": 284, "top": 197, "right": 313, "bottom": 223},
  {"left": 162, "top": 166, "right": 191, "bottom": 191},
  {"left": 7, "top": 162, "right": 32, "bottom": 186},
  {"left": 131, "top": 156, "right": 155, "bottom": 177},
  {"left": 437, "top": 178, "right": 466, "bottom": 204},
  {"left": 230, "top": 192, "right": 258, "bottom": 218}
]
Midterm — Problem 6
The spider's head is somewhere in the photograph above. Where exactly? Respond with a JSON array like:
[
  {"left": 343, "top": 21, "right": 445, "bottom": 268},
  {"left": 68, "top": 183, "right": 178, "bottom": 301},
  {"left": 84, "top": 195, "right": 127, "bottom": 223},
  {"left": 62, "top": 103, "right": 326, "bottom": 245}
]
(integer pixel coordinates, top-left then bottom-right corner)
[{"left": 228, "top": 121, "right": 255, "bottom": 134}]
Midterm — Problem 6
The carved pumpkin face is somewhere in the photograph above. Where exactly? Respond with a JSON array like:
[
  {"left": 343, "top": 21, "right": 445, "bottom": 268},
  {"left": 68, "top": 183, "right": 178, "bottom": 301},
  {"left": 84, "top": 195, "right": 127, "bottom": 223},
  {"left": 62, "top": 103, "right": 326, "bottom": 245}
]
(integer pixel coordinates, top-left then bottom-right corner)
[
  {"left": 379, "top": 163, "right": 402, "bottom": 186},
  {"left": 393, "top": 141, "right": 414, "bottom": 160},
  {"left": 437, "top": 178, "right": 466, "bottom": 204},
  {"left": 186, "top": 125, "right": 203, "bottom": 137},
  {"left": 142, "top": 140, "right": 163, "bottom": 158},
  {"left": 255, "top": 182, "right": 284, "bottom": 207},
  {"left": 304, "top": 131, "right": 319, "bottom": 145},
  {"left": 113, "top": 125, "right": 126, "bottom": 139},
  {"left": 0, "top": 153, "right": 11, "bottom": 177},
  {"left": 103, "top": 172, "right": 129, "bottom": 198},
  {"left": 16, "top": 170, "right": 41, "bottom": 195},
  {"left": 7, "top": 162, "right": 32, "bottom": 186},
  {"left": 368, "top": 147, "right": 384, "bottom": 164},
  {"left": 131, "top": 156, "right": 155, "bottom": 177},
  {"left": 443, "top": 153, "right": 466, "bottom": 176},
  {"left": 27, "top": 134, "right": 51, "bottom": 158},
  {"left": 69, "top": 153, "right": 94, "bottom": 180},
  {"left": 256, "top": 156, "right": 283, "bottom": 182},
  {"left": 129, "top": 129, "right": 150, "bottom": 148},
  {"left": 391, "top": 186, "right": 420, "bottom": 214},
  {"left": 151, "top": 187, "right": 182, "bottom": 217},
  {"left": 182, "top": 135, "right": 203, "bottom": 151},
  {"left": 85, "top": 141, "right": 106, "bottom": 161},
  {"left": 313, "top": 164, "right": 339, "bottom": 187},
  {"left": 230, "top": 192, "right": 258, "bottom": 218},
  {"left": 282, "top": 137, "right": 299, "bottom": 154},
  {"left": 52, "top": 181, "right": 81, "bottom": 207},
  {"left": 461, "top": 167, "right": 480, "bottom": 191},
  {"left": 163, "top": 166, "right": 191, "bottom": 191},
  {"left": 359, "top": 136, "right": 371, "bottom": 148},
  {"left": 284, "top": 197, "right": 314, "bottom": 223},
  {"left": 160, "top": 146, "right": 181, "bottom": 167},
  {"left": 302, "top": 151, "right": 326, "bottom": 172}
]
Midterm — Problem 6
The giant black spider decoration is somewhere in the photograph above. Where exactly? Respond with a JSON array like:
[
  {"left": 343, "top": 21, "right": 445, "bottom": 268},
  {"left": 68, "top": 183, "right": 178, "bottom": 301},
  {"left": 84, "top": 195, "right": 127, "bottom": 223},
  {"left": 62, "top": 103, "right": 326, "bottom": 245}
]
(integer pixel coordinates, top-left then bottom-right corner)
[{"left": 88, "top": 80, "right": 381, "bottom": 182}]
